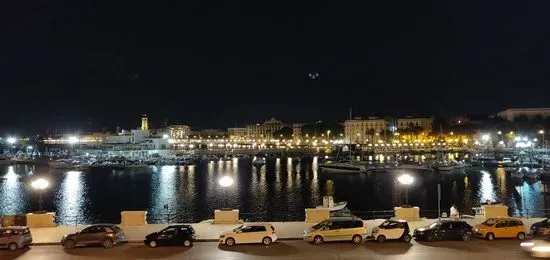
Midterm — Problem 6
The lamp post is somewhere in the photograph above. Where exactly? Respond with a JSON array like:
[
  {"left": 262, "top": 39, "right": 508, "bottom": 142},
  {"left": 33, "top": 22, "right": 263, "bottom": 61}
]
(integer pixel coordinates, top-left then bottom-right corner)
[
  {"left": 219, "top": 176, "right": 234, "bottom": 210},
  {"left": 31, "top": 178, "right": 49, "bottom": 212},
  {"left": 539, "top": 130, "right": 545, "bottom": 150},
  {"left": 397, "top": 174, "right": 414, "bottom": 205}
]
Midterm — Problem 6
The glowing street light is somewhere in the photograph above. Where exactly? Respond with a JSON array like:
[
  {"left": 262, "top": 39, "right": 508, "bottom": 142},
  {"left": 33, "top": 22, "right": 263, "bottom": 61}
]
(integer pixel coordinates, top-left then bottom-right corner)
[
  {"left": 31, "top": 178, "right": 49, "bottom": 211},
  {"left": 7, "top": 137, "right": 16, "bottom": 145},
  {"left": 68, "top": 136, "right": 79, "bottom": 144},
  {"left": 481, "top": 134, "right": 490, "bottom": 142},
  {"left": 539, "top": 130, "right": 546, "bottom": 149},
  {"left": 397, "top": 174, "right": 414, "bottom": 205}
]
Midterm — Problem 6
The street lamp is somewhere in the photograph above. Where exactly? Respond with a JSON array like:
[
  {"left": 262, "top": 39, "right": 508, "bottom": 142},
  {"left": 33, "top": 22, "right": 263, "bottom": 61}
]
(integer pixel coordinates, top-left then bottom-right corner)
[
  {"left": 31, "top": 178, "right": 49, "bottom": 211},
  {"left": 397, "top": 174, "right": 414, "bottom": 205},
  {"left": 539, "top": 130, "right": 545, "bottom": 149},
  {"left": 219, "top": 176, "right": 234, "bottom": 209}
]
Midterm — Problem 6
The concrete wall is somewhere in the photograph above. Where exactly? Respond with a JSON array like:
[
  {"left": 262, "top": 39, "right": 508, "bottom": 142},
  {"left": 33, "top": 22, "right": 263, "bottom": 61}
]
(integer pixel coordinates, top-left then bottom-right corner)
[
  {"left": 26, "top": 212, "right": 56, "bottom": 228},
  {"left": 305, "top": 208, "right": 330, "bottom": 223},
  {"left": 213, "top": 210, "right": 241, "bottom": 224},
  {"left": 121, "top": 211, "right": 147, "bottom": 226}
]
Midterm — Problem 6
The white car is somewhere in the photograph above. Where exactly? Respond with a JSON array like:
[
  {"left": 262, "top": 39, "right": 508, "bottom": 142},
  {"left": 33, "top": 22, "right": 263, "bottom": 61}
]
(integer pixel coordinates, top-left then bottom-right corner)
[
  {"left": 219, "top": 223, "right": 278, "bottom": 246},
  {"left": 370, "top": 219, "right": 412, "bottom": 243},
  {"left": 521, "top": 238, "right": 550, "bottom": 258}
]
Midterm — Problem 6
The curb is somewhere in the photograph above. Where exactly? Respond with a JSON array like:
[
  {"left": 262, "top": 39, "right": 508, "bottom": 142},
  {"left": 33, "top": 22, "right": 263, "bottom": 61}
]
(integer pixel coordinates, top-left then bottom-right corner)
[{"left": 30, "top": 238, "right": 303, "bottom": 246}]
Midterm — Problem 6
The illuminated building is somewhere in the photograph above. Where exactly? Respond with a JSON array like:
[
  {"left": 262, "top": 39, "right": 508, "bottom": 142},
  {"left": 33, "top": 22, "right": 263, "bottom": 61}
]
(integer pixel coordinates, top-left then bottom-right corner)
[
  {"left": 497, "top": 108, "right": 550, "bottom": 121},
  {"left": 246, "top": 118, "right": 284, "bottom": 139},
  {"left": 228, "top": 127, "right": 247, "bottom": 140},
  {"left": 344, "top": 117, "right": 387, "bottom": 144},
  {"left": 141, "top": 114, "right": 149, "bottom": 131},
  {"left": 168, "top": 125, "right": 191, "bottom": 140},
  {"left": 397, "top": 116, "right": 434, "bottom": 133}
]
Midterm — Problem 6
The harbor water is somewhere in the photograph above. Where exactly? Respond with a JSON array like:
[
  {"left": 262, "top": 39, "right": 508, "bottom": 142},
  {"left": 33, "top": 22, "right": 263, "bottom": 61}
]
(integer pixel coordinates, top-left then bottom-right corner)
[{"left": 0, "top": 157, "right": 548, "bottom": 224}]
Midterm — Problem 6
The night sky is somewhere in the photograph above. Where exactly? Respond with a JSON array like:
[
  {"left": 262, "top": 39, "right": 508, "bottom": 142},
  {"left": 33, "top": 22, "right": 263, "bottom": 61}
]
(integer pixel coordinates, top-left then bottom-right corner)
[{"left": 3, "top": 1, "right": 550, "bottom": 134}]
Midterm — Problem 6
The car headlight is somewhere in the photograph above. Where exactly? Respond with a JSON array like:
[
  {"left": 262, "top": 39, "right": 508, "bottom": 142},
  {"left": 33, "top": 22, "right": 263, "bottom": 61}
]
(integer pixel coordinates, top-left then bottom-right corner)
[
  {"left": 521, "top": 242, "right": 535, "bottom": 247},
  {"left": 532, "top": 246, "right": 550, "bottom": 252}
]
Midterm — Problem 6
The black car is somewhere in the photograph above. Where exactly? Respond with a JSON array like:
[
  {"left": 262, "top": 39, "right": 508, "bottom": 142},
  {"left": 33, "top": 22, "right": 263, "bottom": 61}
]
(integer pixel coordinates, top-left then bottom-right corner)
[
  {"left": 530, "top": 218, "right": 550, "bottom": 236},
  {"left": 145, "top": 225, "right": 195, "bottom": 248},
  {"left": 413, "top": 220, "right": 473, "bottom": 241}
]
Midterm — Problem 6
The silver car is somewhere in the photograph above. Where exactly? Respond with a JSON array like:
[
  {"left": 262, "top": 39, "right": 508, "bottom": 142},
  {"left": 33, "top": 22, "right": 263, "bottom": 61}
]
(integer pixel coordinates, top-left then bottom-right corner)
[{"left": 0, "top": 226, "right": 33, "bottom": 251}]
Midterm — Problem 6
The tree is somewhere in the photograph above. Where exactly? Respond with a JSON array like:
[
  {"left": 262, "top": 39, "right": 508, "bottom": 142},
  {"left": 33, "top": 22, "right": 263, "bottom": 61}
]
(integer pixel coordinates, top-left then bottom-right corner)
[{"left": 273, "top": 126, "right": 293, "bottom": 139}]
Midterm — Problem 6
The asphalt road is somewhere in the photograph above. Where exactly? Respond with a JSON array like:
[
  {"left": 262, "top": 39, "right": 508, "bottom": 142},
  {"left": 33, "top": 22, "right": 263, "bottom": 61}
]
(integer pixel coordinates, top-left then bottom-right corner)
[{"left": 0, "top": 239, "right": 534, "bottom": 260}]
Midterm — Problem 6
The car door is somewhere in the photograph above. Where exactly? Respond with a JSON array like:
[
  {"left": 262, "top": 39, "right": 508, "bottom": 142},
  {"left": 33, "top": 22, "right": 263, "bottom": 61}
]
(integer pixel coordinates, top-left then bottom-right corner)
[
  {"left": 251, "top": 226, "right": 267, "bottom": 243},
  {"left": 325, "top": 221, "right": 344, "bottom": 241},
  {"left": 76, "top": 226, "right": 97, "bottom": 244},
  {"left": 0, "top": 229, "right": 9, "bottom": 248},
  {"left": 436, "top": 222, "right": 452, "bottom": 240},
  {"left": 387, "top": 222, "right": 403, "bottom": 239},
  {"left": 494, "top": 220, "right": 509, "bottom": 238},
  {"left": 237, "top": 226, "right": 254, "bottom": 244},
  {"left": 158, "top": 227, "right": 177, "bottom": 246}
]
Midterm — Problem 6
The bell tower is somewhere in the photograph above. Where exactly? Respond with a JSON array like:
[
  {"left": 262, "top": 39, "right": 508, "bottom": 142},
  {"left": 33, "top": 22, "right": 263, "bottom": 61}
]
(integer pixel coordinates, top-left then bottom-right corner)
[{"left": 141, "top": 114, "right": 149, "bottom": 130}]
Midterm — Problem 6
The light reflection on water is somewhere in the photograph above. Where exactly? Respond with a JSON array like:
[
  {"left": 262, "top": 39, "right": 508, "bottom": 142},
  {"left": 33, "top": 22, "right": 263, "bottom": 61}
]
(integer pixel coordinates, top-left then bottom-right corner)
[{"left": 2, "top": 160, "right": 550, "bottom": 224}]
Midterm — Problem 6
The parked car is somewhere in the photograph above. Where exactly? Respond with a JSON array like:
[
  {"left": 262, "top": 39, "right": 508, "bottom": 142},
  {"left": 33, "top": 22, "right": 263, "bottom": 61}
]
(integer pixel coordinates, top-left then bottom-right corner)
[
  {"left": 219, "top": 223, "right": 277, "bottom": 246},
  {"left": 303, "top": 217, "right": 367, "bottom": 245},
  {"left": 370, "top": 219, "right": 412, "bottom": 243},
  {"left": 61, "top": 224, "right": 126, "bottom": 249},
  {"left": 413, "top": 220, "right": 473, "bottom": 241},
  {"left": 0, "top": 226, "right": 32, "bottom": 251},
  {"left": 473, "top": 217, "right": 526, "bottom": 240},
  {"left": 529, "top": 218, "right": 550, "bottom": 236},
  {"left": 145, "top": 225, "right": 195, "bottom": 248}
]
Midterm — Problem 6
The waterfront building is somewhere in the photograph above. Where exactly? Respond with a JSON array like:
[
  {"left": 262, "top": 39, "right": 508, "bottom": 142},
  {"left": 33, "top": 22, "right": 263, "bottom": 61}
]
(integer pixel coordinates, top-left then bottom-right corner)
[
  {"left": 104, "top": 131, "right": 131, "bottom": 144},
  {"left": 246, "top": 118, "right": 285, "bottom": 139},
  {"left": 344, "top": 117, "right": 387, "bottom": 144},
  {"left": 292, "top": 123, "right": 304, "bottom": 142},
  {"left": 497, "top": 108, "right": 550, "bottom": 121},
  {"left": 228, "top": 127, "right": 247, "bottom": 140},
  {"left": 168, "top": 125, "right": 191, "bottom": 140},
  {"left": 397, "top": 116, "right": 434, "bottom": 133}
]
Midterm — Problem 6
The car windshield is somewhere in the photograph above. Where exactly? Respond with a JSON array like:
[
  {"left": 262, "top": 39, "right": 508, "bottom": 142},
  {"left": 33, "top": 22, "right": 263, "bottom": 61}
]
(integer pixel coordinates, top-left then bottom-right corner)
[
  {"left": 482, "top": 219, "right": 496, "bottom": 226},
  {"left": 312, "top": 221, "right": 328, "bottom": 230},
  {"left": 380, "top": 221, "right": 394, "bottom": 228},
  {"left": 232, "top": 225, "right": 244, "bottom": 232}
]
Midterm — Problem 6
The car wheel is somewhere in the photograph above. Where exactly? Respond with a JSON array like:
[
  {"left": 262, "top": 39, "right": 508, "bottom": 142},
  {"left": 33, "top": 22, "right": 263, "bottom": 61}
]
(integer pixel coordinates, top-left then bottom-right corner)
[
  {"left": 148, "top": 240, "right": 157, "bottom": 248},
  {"left": 486, "top": 233, "right": 495, "bottom": 241},
  {"left": 225, "top": 238, "right": 235, "bottom": 246},
  {"left": 262, "top": 237, "right": 272, "bottom": 245},
  {"left": 183, "top": 240, "right": 192, "bottom": 247},
  {"left": 462, "top": 234, "right": 471, "bottom": 241},
  {"left": 426, "top": 234, "right": 434, "bottom": 242},
  {"left": 313, "top": 235, "right": 323, "bottom": 245},
  {"left": 352, "top": 235, "right": 362, "bottom": 244},
  {"left": 517, "top": 232, "right": 526, "bottom": 240},
  {"left": 403, "top": 234, "right": 412, "bottom": 242},
  {"left": 64, "top": 239, "right": 76, "bottom": 249},
  {"left": 376, "top": 235, "right": 386, "bottom": 243},
  {"left": 102, "top": 239, "right": 114, "bottom": 249},
  {"left": 8, "top": 243, "right": 18, "bottom": 251}
]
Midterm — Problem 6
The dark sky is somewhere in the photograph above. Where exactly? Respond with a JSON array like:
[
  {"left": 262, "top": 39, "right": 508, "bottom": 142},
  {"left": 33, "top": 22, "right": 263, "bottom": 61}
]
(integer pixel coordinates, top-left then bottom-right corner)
[{"left": 2, "top": 1, "right": 550, "bottom": 134}]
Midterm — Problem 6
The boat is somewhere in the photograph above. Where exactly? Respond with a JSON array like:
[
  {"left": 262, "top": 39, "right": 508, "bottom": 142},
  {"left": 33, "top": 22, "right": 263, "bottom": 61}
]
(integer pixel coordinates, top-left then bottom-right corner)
[
  {"left": 522, "top": 168, "right": 539, "bottom": 179},
  {"left": 0, "top": 157, "right": 13, "bottom": 165},
  {"left": 316, "top": 196, "right": 348, "bottom": 212},
  {"left": 497, "top": 157, "right": 514, "bottom": 167},
  {"left": 433, "top": 160, "right": 454, "bottom": 171},
  {"left": 451, "top": 160, "right": 468, "bottom": 170},
  {"left": 319, "top": 160, "right": 367, "bottom": 174},
  {"left": 49, "top": 159, "right": 72, "bottom": 169},
  {"left": 252, "top": 157, "right": 266, "bottom": 167}
]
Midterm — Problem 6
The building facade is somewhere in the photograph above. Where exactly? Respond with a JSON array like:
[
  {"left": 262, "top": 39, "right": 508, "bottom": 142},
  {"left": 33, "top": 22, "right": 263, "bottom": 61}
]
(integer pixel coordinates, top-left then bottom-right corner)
[
  {"left": 344, "top": 117, "right": 387, "bottom": 144},
  {"left": 168, "top": 125, "right": 191, "bottom": 140},
  {"left": 292, "top": 123, "right": 304, "bottom": 142},
  {"left": 246, "top": 118, "right": 285, "bottom": 139},
  {"left": 397, "top": 117, "right": 434, "bottom": 133},
  {"left": 228, "top": 127, "right": 247, "bottom": 140},
  {"left": 497, "top": 108, "right": 550, "bottom": 121}
]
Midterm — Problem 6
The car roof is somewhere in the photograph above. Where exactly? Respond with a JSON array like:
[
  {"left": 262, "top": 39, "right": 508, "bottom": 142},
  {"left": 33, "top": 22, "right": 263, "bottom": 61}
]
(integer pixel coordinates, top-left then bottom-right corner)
[
  {"left": 326, "top": 217, "right": 363, "bottom": 221},
  {"left": 88, "top": 223, "right": 119, "bottom": 227},
  {"left": 167, "top": 224, "right": 193, "bottom": 228},
  {"left": 438, "top": 220, "right": 467, "bottom": 223},
  {"left": 243, "top": 223, "right": 272, "bottom": 226},
  {"left": 388, "top": 218, "right": 408, "bottom": 223}
]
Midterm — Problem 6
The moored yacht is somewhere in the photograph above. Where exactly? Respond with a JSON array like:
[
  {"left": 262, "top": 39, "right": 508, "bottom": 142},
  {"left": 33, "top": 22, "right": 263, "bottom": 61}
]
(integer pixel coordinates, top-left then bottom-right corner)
[{"left": 319, "top": 160, "right": 367, "bottom": 174}]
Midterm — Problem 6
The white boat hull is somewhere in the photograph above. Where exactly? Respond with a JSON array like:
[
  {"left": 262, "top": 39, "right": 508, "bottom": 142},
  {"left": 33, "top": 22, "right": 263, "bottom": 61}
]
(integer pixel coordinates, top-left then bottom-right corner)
[{"left": 319, "top": 165, "right": 365, "bottom": 174}]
